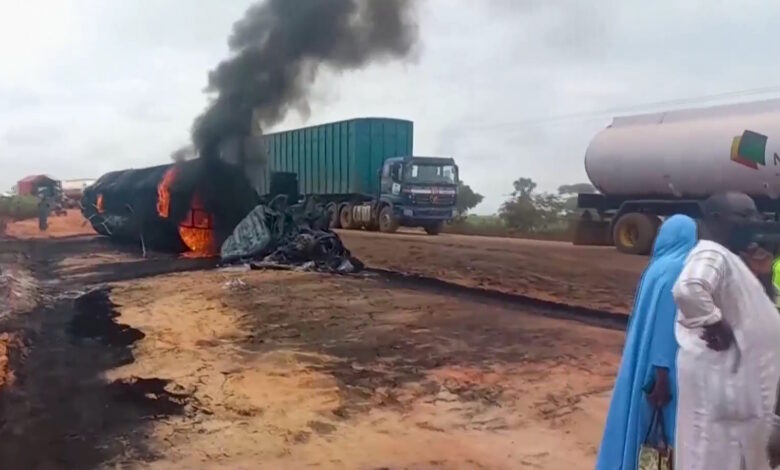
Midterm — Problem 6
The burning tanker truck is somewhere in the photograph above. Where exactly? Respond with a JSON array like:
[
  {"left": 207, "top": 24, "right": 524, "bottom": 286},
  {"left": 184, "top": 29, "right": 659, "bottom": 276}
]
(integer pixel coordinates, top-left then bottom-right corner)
[
  {"left": 81, "top": 157, "right": 362, "bottom": 271},
  {"left": 81, "top": 159, "right": 259, "bottom": 256},
  {"left": 80, "top": 0, "right": 419, "bottom": 269}
]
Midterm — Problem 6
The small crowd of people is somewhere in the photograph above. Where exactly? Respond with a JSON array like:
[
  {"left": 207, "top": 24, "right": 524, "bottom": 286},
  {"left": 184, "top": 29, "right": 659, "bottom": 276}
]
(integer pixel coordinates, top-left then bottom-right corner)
[{"left": 596, "top": 192, "right": 780, "bottom": 470}]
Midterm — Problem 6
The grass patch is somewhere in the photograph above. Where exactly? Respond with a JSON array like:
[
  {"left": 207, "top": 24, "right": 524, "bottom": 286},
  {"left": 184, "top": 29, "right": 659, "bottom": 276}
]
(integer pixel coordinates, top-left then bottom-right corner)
[
  {"left": 444, "top": 214, "right": 573, "bottom": 242},
  {"left": 0, "top": 195, "right": 40, "bottom": 220}
]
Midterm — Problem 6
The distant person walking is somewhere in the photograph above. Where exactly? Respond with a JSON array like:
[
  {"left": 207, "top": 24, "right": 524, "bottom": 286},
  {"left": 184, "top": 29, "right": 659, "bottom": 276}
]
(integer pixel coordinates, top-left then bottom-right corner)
[
  {"left": 37, "top": 197, "right": 49, "bottom": 232},
  {"left": 596, "top": 215, "right": 697, "bottom": 470}
]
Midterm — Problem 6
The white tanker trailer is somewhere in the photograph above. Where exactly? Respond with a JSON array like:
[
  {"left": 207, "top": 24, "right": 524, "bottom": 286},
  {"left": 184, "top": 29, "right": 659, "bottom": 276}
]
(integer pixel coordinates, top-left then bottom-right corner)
[{"left": 576, "top": 98, "right": 780, "bottom": 254}]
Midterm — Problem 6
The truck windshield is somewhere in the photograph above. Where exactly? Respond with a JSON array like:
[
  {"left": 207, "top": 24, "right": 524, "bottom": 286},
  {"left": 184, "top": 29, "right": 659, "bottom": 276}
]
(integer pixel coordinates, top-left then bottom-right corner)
[{"left": 405, "top": 164, "right": 457, "bottom": 184}]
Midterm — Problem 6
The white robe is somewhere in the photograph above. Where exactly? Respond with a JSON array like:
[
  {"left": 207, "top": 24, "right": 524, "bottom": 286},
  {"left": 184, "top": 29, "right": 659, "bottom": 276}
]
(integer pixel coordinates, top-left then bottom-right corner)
[{"left": 673, "top": 240, "right": 780, "bottom": 470}]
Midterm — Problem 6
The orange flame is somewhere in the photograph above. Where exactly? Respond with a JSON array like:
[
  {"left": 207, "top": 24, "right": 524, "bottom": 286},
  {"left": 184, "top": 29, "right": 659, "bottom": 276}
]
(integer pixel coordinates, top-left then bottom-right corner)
[
  {"left": 178, "top": 192, "right": 217, "bottom": 257},
  {"left": 178, "top": 227, "right": 216, "bottom": 257},
  {"left": 155, "top": 166, "right": 217, "bottom": 257},
  {"left": 157, "top": 167, "right": 177, "bottom": 218},
  {"left": 96, "top": 194, "right": 105, "bottom": 213}
]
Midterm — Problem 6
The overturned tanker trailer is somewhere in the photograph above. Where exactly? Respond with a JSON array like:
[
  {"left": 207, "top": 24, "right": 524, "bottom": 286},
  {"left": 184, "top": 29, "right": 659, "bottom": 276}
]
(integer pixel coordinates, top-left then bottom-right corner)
[{"left": 81, "top": 159, "right": 259, "bottom": 255}]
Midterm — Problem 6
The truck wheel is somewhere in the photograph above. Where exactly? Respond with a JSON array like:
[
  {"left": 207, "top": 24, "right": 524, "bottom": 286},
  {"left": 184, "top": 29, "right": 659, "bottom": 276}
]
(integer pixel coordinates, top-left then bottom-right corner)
[
  {"left": 424, "top": 222, "right": 443, "bottom": 235},
  {"left": 612, "top": 213, "right": 661, "bottom": 255},
  {"left": 339, "top": 204, "right": 355, "bottom": 229},
  {"left": 378, "top": 206, "right": 399, "bottom": 233},
  {"left": 328, "top": 203, "right": 341, "bottom": 229}
]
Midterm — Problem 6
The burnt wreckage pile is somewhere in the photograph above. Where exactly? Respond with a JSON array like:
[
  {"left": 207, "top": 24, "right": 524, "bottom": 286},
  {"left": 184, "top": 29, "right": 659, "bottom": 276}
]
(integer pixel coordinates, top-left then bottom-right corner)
[
  {"left": 81, "top": 161, "right": 361, "bottom": 272},
  {"left": 221, "top": 196, "right": 363, "bottom": 273}
]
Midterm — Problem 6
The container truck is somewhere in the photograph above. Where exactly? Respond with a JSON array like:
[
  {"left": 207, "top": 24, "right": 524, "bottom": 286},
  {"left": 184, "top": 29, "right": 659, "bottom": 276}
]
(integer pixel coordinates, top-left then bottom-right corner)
[
  {"left": 575, "top": 98, "right": 780, "bottom": 254},
  {"left": 246, "top": 117, "right": 459, "bottom": 234},
  {"left": 15, "top": 174, "right": 66, "bottom": 216}
]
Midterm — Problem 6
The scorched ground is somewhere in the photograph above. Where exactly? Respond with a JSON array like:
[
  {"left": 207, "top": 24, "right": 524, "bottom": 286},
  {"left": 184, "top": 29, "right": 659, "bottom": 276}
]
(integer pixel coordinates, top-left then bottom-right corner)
[{"left": 0, "top": 222, "right": 627, "bottom": 469}]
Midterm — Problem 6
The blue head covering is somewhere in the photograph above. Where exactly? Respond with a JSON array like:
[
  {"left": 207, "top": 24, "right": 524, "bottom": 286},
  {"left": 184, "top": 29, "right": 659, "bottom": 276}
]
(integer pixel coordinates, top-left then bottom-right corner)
[
  {"left": 596, "top": 214, "right": 697, "bottom": 470},
  {"left": 650, "top": 214, "right": 699, "bottom": 262}
]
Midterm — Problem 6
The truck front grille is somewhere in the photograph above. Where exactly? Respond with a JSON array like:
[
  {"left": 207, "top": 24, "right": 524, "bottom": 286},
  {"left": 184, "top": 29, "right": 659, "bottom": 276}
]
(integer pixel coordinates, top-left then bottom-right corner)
[{"left": 411, "top": 194, "right": 455, "bottom": 206}]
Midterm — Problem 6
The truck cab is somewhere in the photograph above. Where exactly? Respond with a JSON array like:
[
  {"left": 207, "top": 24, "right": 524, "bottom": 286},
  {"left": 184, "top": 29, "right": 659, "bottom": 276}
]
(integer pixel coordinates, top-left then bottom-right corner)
[{"left": 378, "top": 156, "right": 458, "bottom": 234}]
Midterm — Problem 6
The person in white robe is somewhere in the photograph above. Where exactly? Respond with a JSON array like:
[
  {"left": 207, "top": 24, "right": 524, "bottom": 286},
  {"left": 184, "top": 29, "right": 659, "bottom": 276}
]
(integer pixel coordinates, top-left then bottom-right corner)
[{"left": 673, "top": 192, "right": 780, "bottom": 470}]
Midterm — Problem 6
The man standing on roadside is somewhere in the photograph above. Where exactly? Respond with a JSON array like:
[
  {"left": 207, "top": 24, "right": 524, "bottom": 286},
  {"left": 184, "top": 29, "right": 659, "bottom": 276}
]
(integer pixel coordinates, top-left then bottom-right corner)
[
  {"left": 673, "top": 192, "right": 780, "bottom": 470},
  {"left": 37, "top": 196, "right": 49, "bottom": 232}
]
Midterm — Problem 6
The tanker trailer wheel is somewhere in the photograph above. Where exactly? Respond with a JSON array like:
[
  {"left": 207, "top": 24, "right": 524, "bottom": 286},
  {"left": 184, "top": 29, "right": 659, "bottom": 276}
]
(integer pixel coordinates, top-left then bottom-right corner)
[
  {"left": 612, "top": 213, "right": 661, "bottom": 255},
  {"left": 339, "top": 203, "right": 356, "bottom": 229},
  {"left": 328, "top": 203, "right": 341, "bottom": 229},
  {"left": 378, "top": 206, "right": 399, "bottom": 233}
]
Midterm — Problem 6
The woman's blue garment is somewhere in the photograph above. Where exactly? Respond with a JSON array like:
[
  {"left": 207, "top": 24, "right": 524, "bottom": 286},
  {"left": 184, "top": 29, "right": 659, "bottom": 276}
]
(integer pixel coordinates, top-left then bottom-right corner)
[{"left": 595, "top": 215, "right": 697, "bottom": 470}]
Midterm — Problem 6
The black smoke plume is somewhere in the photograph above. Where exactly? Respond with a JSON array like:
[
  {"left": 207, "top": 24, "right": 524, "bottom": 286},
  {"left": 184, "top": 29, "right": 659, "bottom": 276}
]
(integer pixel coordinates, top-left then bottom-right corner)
[
  {"left": 192, "top": 0, "right": 419, "bottom": 161},
  {"left": 92, "top": 0, "right": 419, "bottom": 252}
]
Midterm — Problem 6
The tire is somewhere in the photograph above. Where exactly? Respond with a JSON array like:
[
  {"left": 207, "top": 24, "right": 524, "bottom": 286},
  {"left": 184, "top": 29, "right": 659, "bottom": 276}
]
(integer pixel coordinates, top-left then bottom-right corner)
[
  {"left": 328, "top": 203, "right": 341, "bottom": 229},
  {"left": 339, "top": 203, "right": 355, "bottom": 230},
  {"left": 612, "top": 213, "right": 661, "bottom": 255},
  {"left": 378, "top": 206, "right": 399, "bottom": 233},
  {"left": 424, "top": 222, "right": 443, "bottom": 235}
]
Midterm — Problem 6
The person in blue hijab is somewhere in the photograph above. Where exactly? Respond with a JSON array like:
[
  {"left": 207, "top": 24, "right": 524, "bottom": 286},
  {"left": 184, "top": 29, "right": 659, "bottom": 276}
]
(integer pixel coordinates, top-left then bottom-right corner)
[{"left": 595, "top": 214, "right": 697, "bottom": 469}]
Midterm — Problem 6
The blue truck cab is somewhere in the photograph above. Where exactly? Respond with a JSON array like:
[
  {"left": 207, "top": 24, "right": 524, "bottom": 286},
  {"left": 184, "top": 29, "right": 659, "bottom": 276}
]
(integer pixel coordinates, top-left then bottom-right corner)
[{"left": 377, "top": 156, "right": 458, "bottom": 234}]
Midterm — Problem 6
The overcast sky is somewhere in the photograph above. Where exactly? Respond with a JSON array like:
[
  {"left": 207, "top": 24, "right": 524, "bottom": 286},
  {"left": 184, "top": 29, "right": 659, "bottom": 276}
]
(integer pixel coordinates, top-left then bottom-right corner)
[{"left": 2, "top": 0, "right": 779, "bottom": 213}]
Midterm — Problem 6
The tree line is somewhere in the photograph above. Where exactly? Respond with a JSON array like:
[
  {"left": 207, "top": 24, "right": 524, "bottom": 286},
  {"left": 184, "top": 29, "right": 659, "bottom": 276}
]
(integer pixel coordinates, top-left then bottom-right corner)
[{"left": 456, "top": 179, "right": 595, "bottom": 233}]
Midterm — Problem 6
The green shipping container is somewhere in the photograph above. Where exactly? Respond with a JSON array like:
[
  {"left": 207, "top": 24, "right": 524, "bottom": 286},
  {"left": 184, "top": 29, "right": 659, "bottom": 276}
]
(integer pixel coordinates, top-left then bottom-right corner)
[{"left": 254, "top": 117, "right": 413, "bottom": 196}]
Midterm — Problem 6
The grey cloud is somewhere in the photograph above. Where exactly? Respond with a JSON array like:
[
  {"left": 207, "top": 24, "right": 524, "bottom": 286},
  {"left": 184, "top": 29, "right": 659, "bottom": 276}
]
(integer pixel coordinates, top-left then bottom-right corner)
[
  {"left": 4, "top": 124, "right": 62, "bottom": 147},
  {"left": 0, "top": 90, "right": 43, "bottom": 113},
  {"left": 2, "top": 0, "right": 780, "bottom": 214},
  {"left": 485, "top": 0, "right": 613, "bottom": 59},
  {"left": 122, "top": 101, "right": 175, "bottom": 123}
]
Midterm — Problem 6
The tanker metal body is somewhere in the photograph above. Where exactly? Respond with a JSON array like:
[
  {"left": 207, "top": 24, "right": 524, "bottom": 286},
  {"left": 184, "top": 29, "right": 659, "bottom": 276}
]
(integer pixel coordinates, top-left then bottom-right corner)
[
  {"left": 576, "top": 98, "right": 780, "bottom": 254},
  {"left": 81, "top": 160, "right": 258, "bottom": 255}
]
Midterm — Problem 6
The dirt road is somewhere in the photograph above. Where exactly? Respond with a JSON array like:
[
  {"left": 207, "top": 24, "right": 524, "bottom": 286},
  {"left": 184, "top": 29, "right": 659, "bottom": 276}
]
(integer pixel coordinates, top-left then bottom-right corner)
[
  {"left": 339, "top": 230, "right": 646, "bottom": 314},
  {"left": 0, "top": 235, "right": 624, "bottom": 469},
  {"left": 3, "top": 212, "right": 646, "bottom": 315},
  {"left": 2, "top": 210, "right": 96, "bottom": 239}
]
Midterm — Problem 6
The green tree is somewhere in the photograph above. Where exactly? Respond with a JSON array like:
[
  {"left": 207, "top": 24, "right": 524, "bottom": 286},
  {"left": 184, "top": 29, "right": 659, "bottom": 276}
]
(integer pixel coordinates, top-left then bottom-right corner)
[
  {"left": 557, "top": 183, "right": 596, "bottom": 195},
  {"left": 500, "top": 177, "right": 540, "bottom": 231},
  {"left": 558, "top": 183, "right": 596, "bottom": 214},
  {"left": 512, "top": 177, "right": 537, "bottom": 199},
  {"left": 500, "top": 177, "right": 567, "bottom": 232},
  {"left": 500, "top": 197, "right": 537, "bottom": 231},
  {"left": 533, "top": 192, "right": 566, "bottom": 230},
  {"left": 455, "top": 181, "right": 484, "bottom": 218}
]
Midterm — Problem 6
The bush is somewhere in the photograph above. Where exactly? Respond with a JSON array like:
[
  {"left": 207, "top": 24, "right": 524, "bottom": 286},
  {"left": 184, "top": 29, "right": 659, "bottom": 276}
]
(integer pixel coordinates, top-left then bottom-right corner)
[
  {"left": 0, "top": 196, "right": 41, "bottom": 220},
  {"left": 445, "top": 214, "right": 572, "bottom": 241}
]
